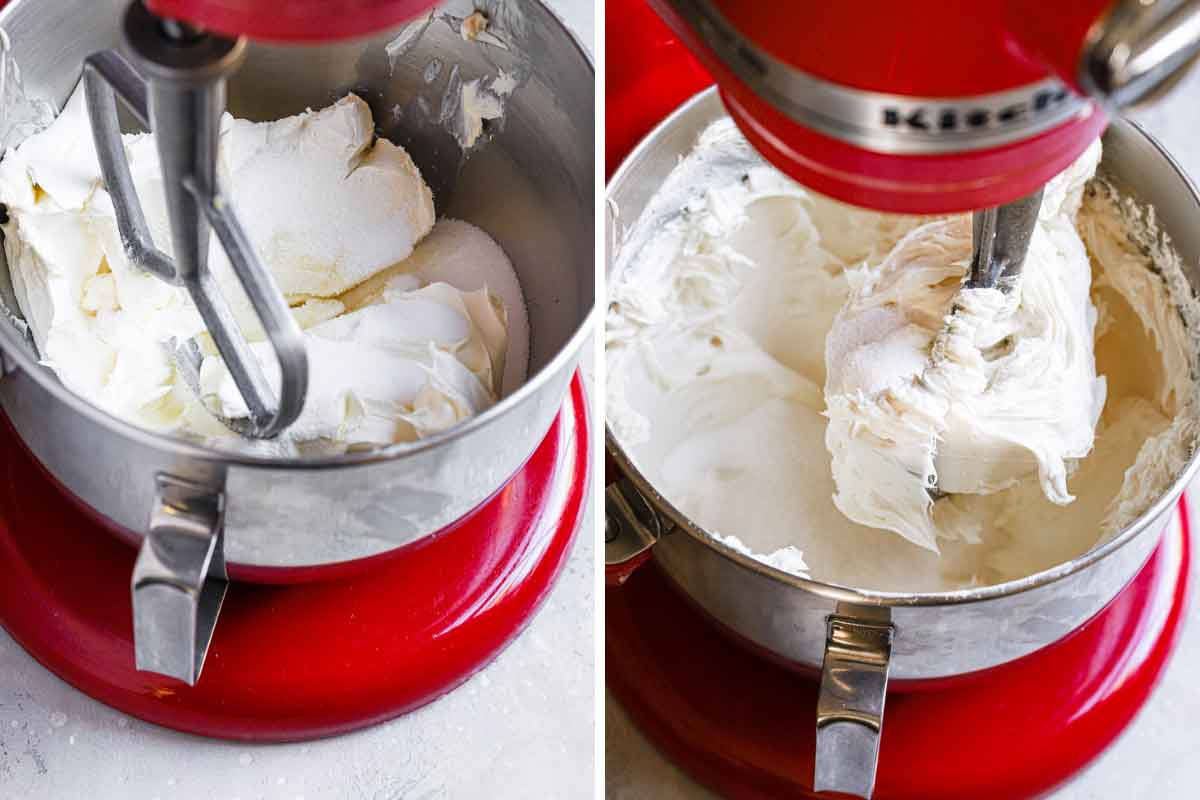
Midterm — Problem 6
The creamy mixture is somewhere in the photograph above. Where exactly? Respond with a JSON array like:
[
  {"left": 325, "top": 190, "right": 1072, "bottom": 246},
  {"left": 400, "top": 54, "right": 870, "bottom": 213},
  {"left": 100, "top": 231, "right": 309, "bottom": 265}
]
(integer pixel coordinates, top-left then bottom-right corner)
[
  {"left": 607, "top": 119, "right": 1199, "bottom": 592},
  {"left": 0, "top": 90, "right": 528, "bottom": 456},
  {"left": 825, "top": 143, "right": 1106, "bottom": 553}
]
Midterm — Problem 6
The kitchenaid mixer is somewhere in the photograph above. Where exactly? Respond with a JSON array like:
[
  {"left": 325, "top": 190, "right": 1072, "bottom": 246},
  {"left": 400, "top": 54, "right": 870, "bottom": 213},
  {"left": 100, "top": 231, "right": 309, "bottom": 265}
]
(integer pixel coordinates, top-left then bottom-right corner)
[
  {"left": 0, "top": 0, "right": 593, "bottom": 737},
  {"left": 605, "top": 1, "right": 1200, "bottom": 797}
]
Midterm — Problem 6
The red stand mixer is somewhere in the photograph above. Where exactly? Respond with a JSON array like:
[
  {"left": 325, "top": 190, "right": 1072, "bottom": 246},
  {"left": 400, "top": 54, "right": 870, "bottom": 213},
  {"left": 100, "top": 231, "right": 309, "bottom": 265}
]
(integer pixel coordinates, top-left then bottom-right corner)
[
  {"left": 0, "top": 0, "right": 593, "bottom": 739},
  {"left": 606, "top": 1, "right": 1200, "bottom": 797},
  {"left": 624, "top": 0, "right": 1200, "bottom": 214}
]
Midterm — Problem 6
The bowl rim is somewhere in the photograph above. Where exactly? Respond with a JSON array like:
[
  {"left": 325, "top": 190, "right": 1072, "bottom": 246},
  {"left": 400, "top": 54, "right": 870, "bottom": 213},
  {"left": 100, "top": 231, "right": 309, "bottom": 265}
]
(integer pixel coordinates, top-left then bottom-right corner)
[
  {"left": 0, "top": 0, "right": 595, "bottom": 470},
  {"left": 604, "top": 85, "right": 1200, "bottom": 607}
]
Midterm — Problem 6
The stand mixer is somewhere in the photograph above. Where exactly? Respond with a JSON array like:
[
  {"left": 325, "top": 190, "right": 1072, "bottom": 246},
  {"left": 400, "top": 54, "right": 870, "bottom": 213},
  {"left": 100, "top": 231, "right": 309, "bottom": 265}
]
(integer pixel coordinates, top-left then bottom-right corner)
[
  {"left": 606, "top": 1, "right": 1200, "bottom": 797},
  {"left": 0, "top": 0, "right": 593, "bottom": 738}
]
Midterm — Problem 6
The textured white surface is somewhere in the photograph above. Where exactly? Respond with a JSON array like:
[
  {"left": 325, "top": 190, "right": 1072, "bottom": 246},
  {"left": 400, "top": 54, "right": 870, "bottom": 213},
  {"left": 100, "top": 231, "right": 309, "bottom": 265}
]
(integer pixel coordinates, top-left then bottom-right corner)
[
  {"left": 0, "top": 1, "right": 595, "bottom": 798},
  {"left": 605, "top": 71, "right": 1200, "bottom": 800}
]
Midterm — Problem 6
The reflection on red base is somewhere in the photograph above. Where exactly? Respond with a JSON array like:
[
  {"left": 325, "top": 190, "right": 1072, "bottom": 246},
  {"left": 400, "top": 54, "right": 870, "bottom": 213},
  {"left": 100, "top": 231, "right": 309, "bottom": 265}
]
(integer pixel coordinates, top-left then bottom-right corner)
[
  {"left": 0, "top": 374, "right": 588, "bottom": 742},
  {"left": 607, "top": 501, "right": 1191, "bottom": 800}
]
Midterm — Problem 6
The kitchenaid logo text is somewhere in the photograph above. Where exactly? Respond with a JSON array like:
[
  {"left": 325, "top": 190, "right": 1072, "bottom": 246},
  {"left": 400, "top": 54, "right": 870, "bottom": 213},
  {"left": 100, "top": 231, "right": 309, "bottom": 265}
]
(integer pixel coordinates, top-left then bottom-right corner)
[{"left": 881, "top": 86, "right": 1073, "bottom": 133}]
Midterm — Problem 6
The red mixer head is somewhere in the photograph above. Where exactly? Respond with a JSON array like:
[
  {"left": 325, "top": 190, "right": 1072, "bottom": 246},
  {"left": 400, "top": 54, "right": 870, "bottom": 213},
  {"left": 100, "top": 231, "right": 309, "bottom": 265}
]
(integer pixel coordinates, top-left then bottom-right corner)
[
  {"left": 649, "top": 0, "right": 1200, "bottom": 213},
  {"left": 145, "top": 0, "right": 439, "bottom": 42}
]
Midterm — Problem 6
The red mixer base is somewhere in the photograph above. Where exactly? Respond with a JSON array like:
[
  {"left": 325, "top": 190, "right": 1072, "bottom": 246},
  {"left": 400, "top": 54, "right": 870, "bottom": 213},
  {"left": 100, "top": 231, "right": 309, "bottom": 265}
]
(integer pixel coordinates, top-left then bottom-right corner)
[
  {"left": 608, "top": 498, "right": 1192, "bottom": 800},
  {"left": 0, "top": 375, "right": 588, "bottom": 742}
]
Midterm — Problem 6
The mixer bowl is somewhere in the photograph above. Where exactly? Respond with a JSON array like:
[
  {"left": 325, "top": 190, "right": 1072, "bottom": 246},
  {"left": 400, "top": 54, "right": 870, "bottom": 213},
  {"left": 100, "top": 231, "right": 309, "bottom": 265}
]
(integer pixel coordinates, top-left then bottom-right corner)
[
  {"left": 605, "top": 87, "right": 1200, "bottom": 797},
  {"left": 0, "top": 0, "right": 592, "bottom": 682}
]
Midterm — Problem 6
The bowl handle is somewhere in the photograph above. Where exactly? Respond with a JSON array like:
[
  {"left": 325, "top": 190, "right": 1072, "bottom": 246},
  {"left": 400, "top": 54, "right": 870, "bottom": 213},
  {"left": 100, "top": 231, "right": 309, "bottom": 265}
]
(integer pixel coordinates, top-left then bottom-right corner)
[
  {"left": 605, "top": 477, "right": 667, "bottom": 586},
  {"left": 131, "top": 474, "right": 228, "bottom": 686},
  {"left": 814, "top": 607, "right": 894, "bottom": 799},
  {"left": 0, "top": 347, "right": 16, "bottom": 381}
]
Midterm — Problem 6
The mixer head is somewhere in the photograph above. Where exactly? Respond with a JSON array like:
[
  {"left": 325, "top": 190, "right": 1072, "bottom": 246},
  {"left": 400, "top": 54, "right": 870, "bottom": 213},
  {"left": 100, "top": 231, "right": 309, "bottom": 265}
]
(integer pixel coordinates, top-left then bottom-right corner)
[{"left": 650, "top": 0, "right": 1200, "bottom": 214}]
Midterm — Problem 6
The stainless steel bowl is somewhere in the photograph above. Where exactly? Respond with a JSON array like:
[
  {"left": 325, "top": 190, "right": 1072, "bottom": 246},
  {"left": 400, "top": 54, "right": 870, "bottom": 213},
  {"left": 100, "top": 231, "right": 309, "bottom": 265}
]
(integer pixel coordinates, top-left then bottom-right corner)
[
  {"left": 605, "top": 87, "right": 1200, "bottom": 798},
  {"left": 0, "top": 0, "right": 593, "bottom": 684}
]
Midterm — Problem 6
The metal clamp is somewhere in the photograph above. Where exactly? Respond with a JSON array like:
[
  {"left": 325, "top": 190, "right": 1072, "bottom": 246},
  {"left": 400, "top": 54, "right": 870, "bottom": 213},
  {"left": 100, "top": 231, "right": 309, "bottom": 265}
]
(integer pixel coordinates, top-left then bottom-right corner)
[
  {"left": 605, "top": 477, "right": 671, "bottom": 585},
  {"left": 82, "top": 1, "right": 307, "bottom": 439},
  {"left": 132, "top": 474, "right": 228, "bottom": 685},
  {"left": 814, "top": 607, "right": 894, "bottom": 799}
]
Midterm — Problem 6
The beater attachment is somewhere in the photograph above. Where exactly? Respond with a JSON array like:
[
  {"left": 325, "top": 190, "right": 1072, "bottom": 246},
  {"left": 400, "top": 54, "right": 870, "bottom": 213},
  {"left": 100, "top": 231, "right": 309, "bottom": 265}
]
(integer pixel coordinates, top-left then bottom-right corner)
[{"left": 83, "top": 0, "right": 307, "bottom": 439}]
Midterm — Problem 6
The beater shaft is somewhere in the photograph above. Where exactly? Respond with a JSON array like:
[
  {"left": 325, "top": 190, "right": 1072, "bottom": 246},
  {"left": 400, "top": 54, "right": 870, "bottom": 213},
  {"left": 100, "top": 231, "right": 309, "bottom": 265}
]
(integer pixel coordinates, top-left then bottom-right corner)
[{"left": 967, "top": 188, "right": 1044, "bottom": 291}]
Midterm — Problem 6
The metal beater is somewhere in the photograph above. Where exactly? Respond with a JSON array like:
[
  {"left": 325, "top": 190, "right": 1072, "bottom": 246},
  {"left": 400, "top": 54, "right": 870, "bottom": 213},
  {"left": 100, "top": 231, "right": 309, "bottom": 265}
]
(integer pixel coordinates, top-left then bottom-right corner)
[{"left": 83, "top": 1, "right": 309, "bottom": 439}]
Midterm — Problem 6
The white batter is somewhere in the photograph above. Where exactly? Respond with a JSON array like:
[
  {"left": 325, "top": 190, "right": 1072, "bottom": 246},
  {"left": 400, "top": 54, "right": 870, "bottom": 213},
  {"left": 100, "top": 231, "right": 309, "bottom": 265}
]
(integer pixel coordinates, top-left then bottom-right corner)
[
  {"left": 825, "top": 142, "right": 1106, "bottom": 553},
  {"left": 0, "top": 90, "right": 530, "bottom": 456},
  {"left": 607, "top": 119, "right": 1199, "bottom": 592}
]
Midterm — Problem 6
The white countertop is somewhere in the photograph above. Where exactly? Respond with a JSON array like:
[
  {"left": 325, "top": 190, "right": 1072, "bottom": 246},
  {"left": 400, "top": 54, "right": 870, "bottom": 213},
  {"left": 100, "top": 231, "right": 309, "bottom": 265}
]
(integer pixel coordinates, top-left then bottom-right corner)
[
  {"left": 606, "top": 67, "right": 1200, "bottom": 800},
  {"left": 0, "top": 1, "right": 596, "bottom": 798}
]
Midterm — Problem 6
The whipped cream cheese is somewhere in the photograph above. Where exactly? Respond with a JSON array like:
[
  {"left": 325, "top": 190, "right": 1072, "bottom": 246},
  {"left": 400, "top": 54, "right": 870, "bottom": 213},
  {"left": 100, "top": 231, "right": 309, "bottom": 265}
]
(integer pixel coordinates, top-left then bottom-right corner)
[
  {"left": 0, "top": 89, "right": 526, "bottom": 455},
  {"left": 607, "top": 119, "right": 1199, "bottom": 592},
  {"left": 458, "top": 71, "right": 518, "bottom": 150},
  {"left": 824, "top": 142, "right": 1106, "bottom": 552}
]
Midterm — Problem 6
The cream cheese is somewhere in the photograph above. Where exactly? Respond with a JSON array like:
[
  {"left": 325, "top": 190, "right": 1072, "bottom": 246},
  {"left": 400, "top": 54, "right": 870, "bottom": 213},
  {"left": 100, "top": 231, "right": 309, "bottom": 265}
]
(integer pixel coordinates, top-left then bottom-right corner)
[
  {"left": 607, "top": 119, "right": 1199, "bottom": 592},
  {"left": 824, "top": 141, "right": 1106, "bottom": 552},
  {"left": 457, "top": 71, "right": 517, "bottom": 150},
  {"left": 195, "top": 280, "right": 508, "bottom": 449},
  {"left": 216, "top": 94, "right": 435, "bottom": 300},
  {"left": 0, "top": 89, "right": 524, "bottom": 455}
]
